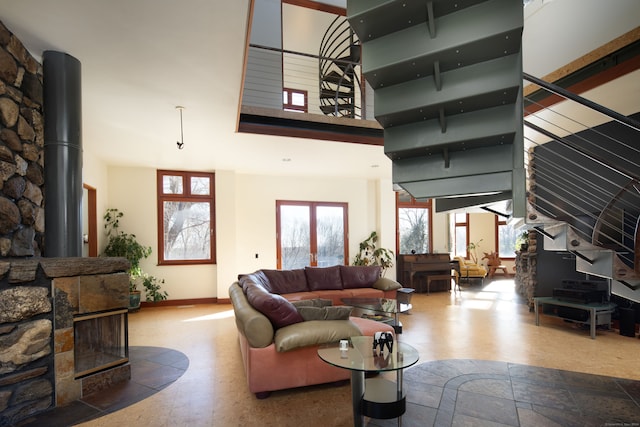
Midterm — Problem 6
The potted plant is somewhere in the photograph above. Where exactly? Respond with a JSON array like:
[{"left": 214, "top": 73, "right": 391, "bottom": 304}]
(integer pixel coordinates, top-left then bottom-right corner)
[
  {"left": 467, "top": 239, "right": 483, "bottom": 264},
  {"left": 353, "top": 231, "right": 395, "bottom": 276},
  {"left": 516, "top": 231, "right": 529, "bottom": 252},
  {"left": 102, "top": 208, "right": 167, "bottom": 310}
]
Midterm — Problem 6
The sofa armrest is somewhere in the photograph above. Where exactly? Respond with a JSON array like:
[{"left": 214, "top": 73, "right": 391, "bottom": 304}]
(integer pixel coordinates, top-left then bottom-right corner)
[
  {"left": 229, "top": 282, "right": 275, "bottom": 348},
  {"left": 373, "top": 276, "right": 402, "bottom": 292}
]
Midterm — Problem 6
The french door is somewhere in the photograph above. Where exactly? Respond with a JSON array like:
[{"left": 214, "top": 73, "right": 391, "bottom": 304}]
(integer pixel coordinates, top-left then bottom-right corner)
[{"left": 276, "top": 201, "right": 348, "bottom": 269}]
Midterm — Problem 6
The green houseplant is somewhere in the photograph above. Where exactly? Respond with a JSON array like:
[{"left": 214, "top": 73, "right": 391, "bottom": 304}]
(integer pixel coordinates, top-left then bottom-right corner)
[
  {"left": 103, "top": 208, "right": 167, "bottom": 309},
  {"left": 467, "top": 239, "right": 483, "bottom": 264},
  {"left": 353, "top": 231, "right": 395, "bottom": 276},
  {"left": 516, "top": 231, "right": 529, "bottom": 252}
]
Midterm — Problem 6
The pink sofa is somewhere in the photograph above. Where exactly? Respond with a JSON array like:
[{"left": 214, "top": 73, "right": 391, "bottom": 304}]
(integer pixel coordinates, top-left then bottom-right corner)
[{"left": 230, "top": 265, "right": 400, "bottom": 398}]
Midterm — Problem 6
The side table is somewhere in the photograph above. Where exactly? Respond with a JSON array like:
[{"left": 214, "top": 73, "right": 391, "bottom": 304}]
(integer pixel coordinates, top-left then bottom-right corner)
[{"left": 318, "top": 336, "right": 419, "bottom": 427}]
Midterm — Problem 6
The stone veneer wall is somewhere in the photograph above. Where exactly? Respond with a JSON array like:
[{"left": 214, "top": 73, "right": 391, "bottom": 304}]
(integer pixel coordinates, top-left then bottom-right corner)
[
  {"left": 0, "top": 21, "right": 45, "bottom": 257},
  {"left": 514, "top": 230, "right": 538, "bottom": 309},
  {"left": 0, "top": 258, "right": 129, "bottom": 425}
]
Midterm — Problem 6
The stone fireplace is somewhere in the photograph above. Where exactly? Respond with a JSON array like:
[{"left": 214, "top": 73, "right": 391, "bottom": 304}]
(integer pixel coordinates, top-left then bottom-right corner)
[
  {"left": 0, "top": 19, "right": 134, "bottom": 426},
  {"left": 0, "top": 257, "right": 130, "bottom": 425}
]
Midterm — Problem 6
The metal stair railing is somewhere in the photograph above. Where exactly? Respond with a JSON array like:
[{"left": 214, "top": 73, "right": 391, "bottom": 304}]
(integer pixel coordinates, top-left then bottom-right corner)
[
  {"left": 523, "top": 73, "right": 640, "bottom": 289},
  {"left": 318, "top": 16, "right": 363, "bottom": 118}
]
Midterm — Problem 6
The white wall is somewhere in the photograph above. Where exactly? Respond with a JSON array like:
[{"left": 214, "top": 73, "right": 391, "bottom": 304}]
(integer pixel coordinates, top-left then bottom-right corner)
[
  {"left": 228, "top": 173, "right": 396, "bottom": 297},
  {"left": 93, "top": 161, "right": 515, "bottom": 300},
  {"left": 468, "top": 212, "right": 515, "bottom": 272},
  {"left": 100, "top": 166, "right": 399, "bottom": 301}
]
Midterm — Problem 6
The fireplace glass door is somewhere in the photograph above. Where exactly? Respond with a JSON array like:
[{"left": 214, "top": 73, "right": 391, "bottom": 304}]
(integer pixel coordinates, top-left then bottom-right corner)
[{"left": 74, "top": 308, "right": 129, "bottom": 378}]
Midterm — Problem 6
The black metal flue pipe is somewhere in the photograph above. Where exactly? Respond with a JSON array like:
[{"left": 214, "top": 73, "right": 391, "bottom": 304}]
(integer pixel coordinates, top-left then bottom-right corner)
[{"left": 43, "top": 51, "right": 83, "bottom": 257}]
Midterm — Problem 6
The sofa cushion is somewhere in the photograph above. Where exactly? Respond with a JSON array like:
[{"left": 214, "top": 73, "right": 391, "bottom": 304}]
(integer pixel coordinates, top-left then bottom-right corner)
[
  {"left": 291, "top": 298, "right": 333, "bottom": 308},
  {"left": 373, "top": 277, "right": 402, "bottom": 292},
  {"left": 274, "top": 319, "right": 362, "bottom": 352},
  {"left": 347, "top": 288, "right": 385, "bottom": 299},
  {"left": 340, "top": 265, "right": 381, "bottom": 289},
  {"left": 245, "top": 283, "right": 304, "bottom": 328},
  {"left": 262, "top": 269, "right": 309, "bottom": 294},
  {"left": 297, "top": 306, "right": 353, "bottom": 321},
  {"left": 238, "top": 270, "right": 272, "bottom": 293},
  {"left": 304, "top": 266, "right": 343, "bottom": 291}
]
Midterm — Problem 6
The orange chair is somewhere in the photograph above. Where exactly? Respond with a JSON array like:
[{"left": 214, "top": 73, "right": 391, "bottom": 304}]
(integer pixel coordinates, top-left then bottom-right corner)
[{"left": 482, "top": 251, "right": 509, "bottom": 278}]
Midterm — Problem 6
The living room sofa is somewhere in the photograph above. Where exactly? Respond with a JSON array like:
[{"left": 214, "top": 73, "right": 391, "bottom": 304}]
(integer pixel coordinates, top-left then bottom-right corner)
[
  {"left": 229, "top": 265, "right": 401, "bottom": 398},
  {"left": 453, "top": 256, "right": 488, "bottom": 284}
]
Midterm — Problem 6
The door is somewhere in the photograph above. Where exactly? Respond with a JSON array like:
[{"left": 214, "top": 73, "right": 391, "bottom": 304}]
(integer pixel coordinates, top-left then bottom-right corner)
[{"left": 276, "top": 201, "right": 348, "bottom": 269}]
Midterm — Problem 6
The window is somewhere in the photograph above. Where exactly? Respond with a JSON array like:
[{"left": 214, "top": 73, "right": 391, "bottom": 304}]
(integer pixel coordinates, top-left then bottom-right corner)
[
  {"left": 454, "top": 213, "right": 469, "bottom": 258},
  {"left": 276, "top": 201, "right": 347, "bottom": 269},
  {"left": 283, "top": 88, "right": 308, "bottom": 113},
  {"left": 496, "top": 216, "right": 517, "bottom": 259},
  {"left": 396, "top": 192, "right": 432, "bottom": 254},
  {"left": 157, "top": 170, "right": 215, "bottom": 265}
]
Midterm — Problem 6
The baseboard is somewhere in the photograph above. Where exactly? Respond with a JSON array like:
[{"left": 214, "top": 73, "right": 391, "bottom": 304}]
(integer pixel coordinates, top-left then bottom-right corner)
[{"left": 140, "top": 297, "right": 219, "bottom": 308}]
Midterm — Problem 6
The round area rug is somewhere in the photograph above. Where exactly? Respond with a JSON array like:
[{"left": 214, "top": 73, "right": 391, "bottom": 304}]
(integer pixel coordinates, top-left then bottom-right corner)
[{"left": 17, "top": 346, "right": 189, "bottom": 427}]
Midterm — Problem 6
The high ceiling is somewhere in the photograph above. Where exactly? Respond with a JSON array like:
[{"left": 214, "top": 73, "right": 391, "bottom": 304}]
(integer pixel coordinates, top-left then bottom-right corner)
[{"left": 0, "top": 0, "right": 638, "bottom": 180}]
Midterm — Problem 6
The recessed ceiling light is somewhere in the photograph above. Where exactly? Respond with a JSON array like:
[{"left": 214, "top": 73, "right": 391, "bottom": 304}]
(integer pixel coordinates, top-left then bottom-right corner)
[
  {"left": 282, "top": 158, "right": 291, "bottom": 162},
  {"left": 371, "top": 164, "right": 379, "bottom": 168}
]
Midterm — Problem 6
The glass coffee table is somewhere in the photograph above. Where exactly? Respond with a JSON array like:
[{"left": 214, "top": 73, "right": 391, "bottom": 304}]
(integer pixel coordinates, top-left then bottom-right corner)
[
  {"left": 341, "top": 297, "right": 402, "bottom": 333},
  {"left": 318, "top": 336, "right": 419, "bottom": 427}
]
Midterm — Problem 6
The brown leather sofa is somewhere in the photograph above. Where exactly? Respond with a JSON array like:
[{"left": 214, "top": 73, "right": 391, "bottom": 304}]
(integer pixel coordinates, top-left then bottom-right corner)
[{"left": 230, "top": 265, "right": 400, "bottom": 397}]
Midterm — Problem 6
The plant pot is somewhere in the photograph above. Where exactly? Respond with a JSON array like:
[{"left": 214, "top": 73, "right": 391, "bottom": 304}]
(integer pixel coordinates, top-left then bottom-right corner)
[{"left": 129, "top": 291, "right": 141, "bottom": 311}]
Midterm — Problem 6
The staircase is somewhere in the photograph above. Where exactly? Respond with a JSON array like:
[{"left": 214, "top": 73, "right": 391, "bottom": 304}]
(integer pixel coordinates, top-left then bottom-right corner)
[
  {"left": 347, "top": 0, "right": 526, "bottom": 217},
  {"left": 318, "top": 16, "right": 362, "bottom": 118},
  {"left": 523, "top": 76, "right": 640, "bottom": 302},
  {"left": 347, "top": 0, "right": 640, "bottom": 303}
]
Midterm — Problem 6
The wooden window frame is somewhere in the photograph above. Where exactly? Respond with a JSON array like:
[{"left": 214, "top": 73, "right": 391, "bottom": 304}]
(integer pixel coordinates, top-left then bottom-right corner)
[
  {"left": 495, "top": 216, "right": 516, "bottom": 261},
  {"left": 395, "top": 193, "right": 433, "bottom": 254},
  {"left": 283, "top": 87, "right": 308, "bottom": 113},
  {"left": 276, "top": 200, "right": 348, "bottom": 269},
  {"left": 157, "top": 170, "right": 216, "bottom": 265},
  {"left": 455, "top": 213, "right": 470, "bottom": 259}
]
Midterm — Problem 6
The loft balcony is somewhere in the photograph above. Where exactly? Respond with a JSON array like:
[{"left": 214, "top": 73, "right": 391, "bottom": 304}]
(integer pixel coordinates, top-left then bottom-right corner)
[{"left": 238, "top": 11, "right": 383, "bottom": 145}]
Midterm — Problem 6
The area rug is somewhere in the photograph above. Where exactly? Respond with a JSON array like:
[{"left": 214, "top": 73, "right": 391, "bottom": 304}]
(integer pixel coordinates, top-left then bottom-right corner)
[
  {"left": 16, "top": 346, "right": 189, "bottom": 427},
  {"left": 366, "top": 359, "right": 640, "bottom": 427}
]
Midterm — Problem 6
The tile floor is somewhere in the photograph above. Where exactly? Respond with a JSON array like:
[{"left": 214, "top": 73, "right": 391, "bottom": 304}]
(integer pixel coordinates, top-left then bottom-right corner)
[
  {"left": 17, "top": 346, "right": 188, "bottom": 427},
  {"left": 17, "top": 279, "right": 640, "bottom": 426}
]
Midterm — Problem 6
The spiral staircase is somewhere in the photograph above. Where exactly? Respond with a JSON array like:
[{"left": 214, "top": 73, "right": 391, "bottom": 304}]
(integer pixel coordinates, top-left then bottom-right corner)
[
  {"left": 318, "top": 16, "right": 362, "bottom": 119},
  {"left": 346, "top": 0, "right": 640, "bottom": 303}
]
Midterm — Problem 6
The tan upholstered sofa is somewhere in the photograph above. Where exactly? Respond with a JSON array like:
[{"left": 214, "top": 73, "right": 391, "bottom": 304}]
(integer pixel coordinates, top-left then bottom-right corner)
[
  {"left": 229, "top": 265, "right": 400, "bottom": 398},
  {"left": 453, "top": 256, "right": 488, "bottom": 283}
]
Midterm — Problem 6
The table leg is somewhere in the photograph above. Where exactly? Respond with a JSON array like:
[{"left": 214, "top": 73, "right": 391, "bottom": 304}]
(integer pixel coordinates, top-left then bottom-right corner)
[
  {"left": 590, "top": 308, "right": 596, "bottom": 339},
  {"left": 351, "top": 370, "right": 365, "bottom": 427},
  {"left": 397, "top": 367, "right": 403, "bottom": 427},
  {"left": 534, "top": 300, "right": 540, "bottom": 326}
]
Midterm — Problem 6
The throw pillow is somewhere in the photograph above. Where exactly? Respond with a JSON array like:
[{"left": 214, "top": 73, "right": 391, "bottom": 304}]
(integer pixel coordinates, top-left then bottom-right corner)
[
  {"left": 296, "top": 306, "right": 353, "bottom": 321},
  {"left": 262, "top": 269, "right": 309, "bottom": 294},
  {"left": 340, "top": 265, "right": 381, "bottom": 289},
  {"left": 274, "top": 320, "right": 362, "bottom": 352},
  {"left": 304, "top": 266, "right": 342, "bottom": 291},
  {"left": 245, "top": 283, "right": 304, "bottom": 328},
  {"left": 238, "top": 270, "right": 271, "bottom": 293},
  {"left": 291, "top": 298, "right": 333, "bottom": 308}
]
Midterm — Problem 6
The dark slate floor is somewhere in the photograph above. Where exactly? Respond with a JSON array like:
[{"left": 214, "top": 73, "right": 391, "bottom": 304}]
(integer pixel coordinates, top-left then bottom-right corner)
[
  {"left": 15, "top": 346, "right": 188, "bottom": 427},
  {"left": 368, "top": 359, "right": 640, "bottom": 427}
]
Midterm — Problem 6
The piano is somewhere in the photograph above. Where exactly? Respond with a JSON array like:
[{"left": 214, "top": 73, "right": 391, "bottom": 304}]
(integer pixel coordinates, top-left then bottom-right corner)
[{"left": 397, "top": 253, "right": 458, "bottom": 293}]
